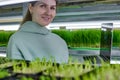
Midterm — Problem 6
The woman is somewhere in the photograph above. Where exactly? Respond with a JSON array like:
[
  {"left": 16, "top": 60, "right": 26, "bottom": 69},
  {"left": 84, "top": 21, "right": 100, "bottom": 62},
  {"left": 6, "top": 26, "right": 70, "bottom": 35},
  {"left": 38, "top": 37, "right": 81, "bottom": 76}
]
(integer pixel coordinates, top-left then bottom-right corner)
[{"left": 7, "top": 0, "right": 69, "bottom": 63}]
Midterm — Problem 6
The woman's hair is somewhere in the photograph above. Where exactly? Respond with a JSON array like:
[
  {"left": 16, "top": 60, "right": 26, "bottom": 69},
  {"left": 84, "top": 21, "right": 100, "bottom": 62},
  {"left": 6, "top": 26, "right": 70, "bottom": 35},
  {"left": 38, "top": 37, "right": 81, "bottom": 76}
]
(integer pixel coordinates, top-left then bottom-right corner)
[{"left": 20, "top": 0, "right": 57, "bottom": 26}]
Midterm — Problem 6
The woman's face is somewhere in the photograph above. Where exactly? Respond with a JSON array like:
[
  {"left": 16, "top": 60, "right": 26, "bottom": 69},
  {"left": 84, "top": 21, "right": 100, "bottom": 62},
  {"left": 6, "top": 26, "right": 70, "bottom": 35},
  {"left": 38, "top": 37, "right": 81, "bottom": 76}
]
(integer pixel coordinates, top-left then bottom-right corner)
[{"left": 29, "top": 0, "right": 56, "bottom": 26}]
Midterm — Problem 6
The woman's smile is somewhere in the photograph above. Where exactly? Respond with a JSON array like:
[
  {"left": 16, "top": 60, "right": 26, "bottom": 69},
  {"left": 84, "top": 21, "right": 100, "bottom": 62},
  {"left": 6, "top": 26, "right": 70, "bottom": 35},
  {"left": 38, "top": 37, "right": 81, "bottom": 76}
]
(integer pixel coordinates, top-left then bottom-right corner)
[{"left": 42, "top": 16, "right": 51, "bottom": 22}]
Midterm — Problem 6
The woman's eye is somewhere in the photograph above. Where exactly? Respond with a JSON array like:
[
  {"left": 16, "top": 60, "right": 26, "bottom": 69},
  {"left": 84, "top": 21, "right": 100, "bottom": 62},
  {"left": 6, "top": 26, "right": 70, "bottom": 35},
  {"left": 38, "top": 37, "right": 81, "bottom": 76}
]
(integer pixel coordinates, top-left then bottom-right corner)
[
  {"left": 39, "top": 5, "right": 46, "bottom": 8},
  {"left": 51, "top": 7, "right": 56, "bottom": 10}
]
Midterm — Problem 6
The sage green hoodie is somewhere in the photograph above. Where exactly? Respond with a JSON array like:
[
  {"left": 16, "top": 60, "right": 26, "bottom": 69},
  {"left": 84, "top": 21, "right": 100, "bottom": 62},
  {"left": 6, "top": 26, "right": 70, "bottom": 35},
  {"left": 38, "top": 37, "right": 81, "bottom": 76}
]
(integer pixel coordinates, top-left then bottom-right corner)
[{"left": 7, "top": 21, "right": 69, "bottom": 63}]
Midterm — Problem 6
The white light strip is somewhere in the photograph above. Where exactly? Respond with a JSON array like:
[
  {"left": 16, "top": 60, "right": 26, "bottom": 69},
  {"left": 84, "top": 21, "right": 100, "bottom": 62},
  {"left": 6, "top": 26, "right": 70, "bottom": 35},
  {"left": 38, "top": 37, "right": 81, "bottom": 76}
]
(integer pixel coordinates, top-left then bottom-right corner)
[
  {"left": 111, "top": 60, "right": 120, "bottom": 64},
  {"left": 48, "top": 20, "right": 120, "bottom": 27},
  {"left": 1, "top": 20, "right": 120, "bottom": 31},
  {"left": 0, "top": 54, "right": 6, "bottom": 57},
  {"left": 0, "top": 0, "right": 37, "bottom": 6},
  {"left": 0, "top": 24, "right": 20, "bottom": 31}
]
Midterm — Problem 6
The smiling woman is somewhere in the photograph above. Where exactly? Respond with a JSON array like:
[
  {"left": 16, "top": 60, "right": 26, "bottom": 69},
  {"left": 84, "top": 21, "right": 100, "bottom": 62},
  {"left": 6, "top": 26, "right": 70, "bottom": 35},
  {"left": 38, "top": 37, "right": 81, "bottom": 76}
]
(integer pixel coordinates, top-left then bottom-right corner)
[
  {"left": 21, "top": 0, "right": 57, "bottom": 26},
  {"left": 7, "top": 0, "right": 69, "bottom": 64}
]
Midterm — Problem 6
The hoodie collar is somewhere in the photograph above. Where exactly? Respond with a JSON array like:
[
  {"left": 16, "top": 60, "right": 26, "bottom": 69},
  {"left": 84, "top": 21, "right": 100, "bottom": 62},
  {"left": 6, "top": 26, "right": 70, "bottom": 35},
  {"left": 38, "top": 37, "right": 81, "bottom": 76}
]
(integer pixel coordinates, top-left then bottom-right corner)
[{"left": 19, "top": 21, "right": 50, "bottom": 35}]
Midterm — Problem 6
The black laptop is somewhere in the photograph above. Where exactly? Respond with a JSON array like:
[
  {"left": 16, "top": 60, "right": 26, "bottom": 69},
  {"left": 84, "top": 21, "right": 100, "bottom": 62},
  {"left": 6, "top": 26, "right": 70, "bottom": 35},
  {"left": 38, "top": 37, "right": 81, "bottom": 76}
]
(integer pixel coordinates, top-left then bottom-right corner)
[{"left": 69, "top": 23, "right": 113, "bottom": 64}]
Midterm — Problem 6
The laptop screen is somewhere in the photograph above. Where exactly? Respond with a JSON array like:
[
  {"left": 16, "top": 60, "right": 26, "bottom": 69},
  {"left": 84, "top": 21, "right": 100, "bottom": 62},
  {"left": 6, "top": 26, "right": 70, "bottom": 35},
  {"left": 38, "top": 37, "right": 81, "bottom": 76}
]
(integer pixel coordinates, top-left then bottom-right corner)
[{"left": 100, "top": 23, "right": 113, "bottom": 59}]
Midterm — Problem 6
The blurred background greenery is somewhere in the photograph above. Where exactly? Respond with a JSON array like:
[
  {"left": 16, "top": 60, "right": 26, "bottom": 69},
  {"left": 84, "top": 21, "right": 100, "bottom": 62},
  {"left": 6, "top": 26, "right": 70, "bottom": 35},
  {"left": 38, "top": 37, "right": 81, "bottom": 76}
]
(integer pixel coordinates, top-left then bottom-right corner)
[{"left": 0, "top": 29, "right": 120, "bottom": 48}]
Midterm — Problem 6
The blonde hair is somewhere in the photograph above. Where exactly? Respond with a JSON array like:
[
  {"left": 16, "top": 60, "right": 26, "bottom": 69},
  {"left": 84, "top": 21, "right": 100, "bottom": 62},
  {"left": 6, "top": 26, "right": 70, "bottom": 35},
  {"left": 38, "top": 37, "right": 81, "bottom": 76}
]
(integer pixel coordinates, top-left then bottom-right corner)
[{"left": 20, "top": 0, "right": 57, "bottom": 26}]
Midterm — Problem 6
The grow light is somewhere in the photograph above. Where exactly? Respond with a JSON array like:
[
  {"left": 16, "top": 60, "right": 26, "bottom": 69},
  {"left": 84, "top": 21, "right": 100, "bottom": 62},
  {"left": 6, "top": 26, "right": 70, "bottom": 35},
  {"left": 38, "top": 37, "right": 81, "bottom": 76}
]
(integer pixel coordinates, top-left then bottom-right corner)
[
  {"left": 111, "top": 60, "right": 120, "bottom": 64},
  {"left": 0, "top": 0, "right": 37, "bottom": 6},
  {"left": 0, "top": 54, "right": 6, "bottom": 57}
]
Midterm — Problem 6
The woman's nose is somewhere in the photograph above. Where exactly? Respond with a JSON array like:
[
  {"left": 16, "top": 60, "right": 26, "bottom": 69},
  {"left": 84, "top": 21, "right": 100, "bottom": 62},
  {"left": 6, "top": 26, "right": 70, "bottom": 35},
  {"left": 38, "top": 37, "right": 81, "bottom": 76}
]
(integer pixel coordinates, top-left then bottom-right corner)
[{"left": 46, "top": 8, "right": 52, "bottom": 15}]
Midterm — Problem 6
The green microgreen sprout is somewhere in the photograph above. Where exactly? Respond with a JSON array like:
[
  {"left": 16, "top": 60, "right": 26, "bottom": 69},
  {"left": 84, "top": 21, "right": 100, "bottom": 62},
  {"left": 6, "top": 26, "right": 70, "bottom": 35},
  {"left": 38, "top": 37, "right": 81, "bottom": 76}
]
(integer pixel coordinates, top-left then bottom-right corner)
[
  {"left": 43, "top": 60, "right": 94, "bottom": 79},
  {"left": 13, "top": 58, "right": 53, "bottom": 74},
  {"left": 0, "top": 69, "right": 10, "bottom": 79}
]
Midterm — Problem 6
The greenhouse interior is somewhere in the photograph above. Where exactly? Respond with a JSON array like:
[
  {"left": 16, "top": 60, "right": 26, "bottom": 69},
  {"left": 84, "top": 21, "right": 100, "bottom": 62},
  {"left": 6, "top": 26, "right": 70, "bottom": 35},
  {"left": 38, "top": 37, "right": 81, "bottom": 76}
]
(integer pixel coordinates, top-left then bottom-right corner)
[{"left": 0, "top": 0, "right": 120, "bottom": 80}]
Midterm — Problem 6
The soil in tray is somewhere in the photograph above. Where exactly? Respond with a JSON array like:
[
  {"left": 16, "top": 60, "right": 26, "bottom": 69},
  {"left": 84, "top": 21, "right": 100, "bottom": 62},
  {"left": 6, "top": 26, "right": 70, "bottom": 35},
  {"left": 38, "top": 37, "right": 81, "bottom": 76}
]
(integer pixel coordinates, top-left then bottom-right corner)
[{"left": 11, "top": 72, "right": 43, "bottom": 80}]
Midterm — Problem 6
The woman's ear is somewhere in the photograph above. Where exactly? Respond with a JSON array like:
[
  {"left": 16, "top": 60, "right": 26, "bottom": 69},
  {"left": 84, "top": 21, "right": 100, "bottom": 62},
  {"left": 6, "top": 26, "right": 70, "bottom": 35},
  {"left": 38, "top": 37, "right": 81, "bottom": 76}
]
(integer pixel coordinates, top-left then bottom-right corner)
[{"left": 28, "top": 4, "right": 33, "bottom": 15}]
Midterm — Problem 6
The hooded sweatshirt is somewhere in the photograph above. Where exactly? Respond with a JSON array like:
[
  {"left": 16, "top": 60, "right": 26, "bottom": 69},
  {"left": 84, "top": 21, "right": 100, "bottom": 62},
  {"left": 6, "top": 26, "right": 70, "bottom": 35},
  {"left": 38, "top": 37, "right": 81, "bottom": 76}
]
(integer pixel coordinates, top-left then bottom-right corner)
[{"left": 7, "top": 21, "right": 69, "bottom": 63}]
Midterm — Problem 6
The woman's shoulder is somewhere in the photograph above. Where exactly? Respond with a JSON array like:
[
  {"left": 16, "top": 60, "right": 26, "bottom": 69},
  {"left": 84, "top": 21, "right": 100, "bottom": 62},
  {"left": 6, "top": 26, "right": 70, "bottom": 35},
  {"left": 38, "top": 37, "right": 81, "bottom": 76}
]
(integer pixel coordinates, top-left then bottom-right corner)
[
  {"left": 50, "top": 32, "right": 66, "bottom": 43},
  {"left": 50, "top": 32, "right": 62, "bottom": 39},
  {"left": 9, "top": 31, "right": 24, "bottom": 41}
]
